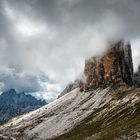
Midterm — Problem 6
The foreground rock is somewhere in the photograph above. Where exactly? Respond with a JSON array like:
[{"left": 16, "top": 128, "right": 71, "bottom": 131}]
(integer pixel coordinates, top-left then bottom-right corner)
[
  {"left": 0, "top": 85, "right": 139, "bottom": 140},
  {"left": 53, "top": 85, "right": 140, "bottom": 140}
]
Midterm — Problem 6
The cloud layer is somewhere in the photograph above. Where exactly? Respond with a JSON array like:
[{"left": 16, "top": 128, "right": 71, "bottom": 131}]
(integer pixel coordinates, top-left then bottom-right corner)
[{"left": 0, "top": 0, "right": 140, "bottom": 101}]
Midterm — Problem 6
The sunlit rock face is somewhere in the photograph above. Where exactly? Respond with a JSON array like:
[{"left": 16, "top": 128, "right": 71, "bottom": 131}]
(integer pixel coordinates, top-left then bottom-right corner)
[
  {"left": 84, "top": 41, "right": 134, "bottom": 91},
  {"left": 59, "top": 40, "right": 134, "bottom": 96}
]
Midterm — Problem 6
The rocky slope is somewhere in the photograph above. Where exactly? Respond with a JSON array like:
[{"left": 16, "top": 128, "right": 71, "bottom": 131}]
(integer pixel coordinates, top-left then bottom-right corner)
[
  {"left": 58, "top": 79, "right": 83, "bottom": 98},
  {"left": 54, "top": 85, "right": 140, "bottom": 140},
  {"left": 0, "top": 89, "right": 46, "bottom": 123},
  {"left": 0, "top": 40, "right": 139, "bottom": 140},
  {"left": 0, "top": 85, "right": 139, "bottom": 140}
]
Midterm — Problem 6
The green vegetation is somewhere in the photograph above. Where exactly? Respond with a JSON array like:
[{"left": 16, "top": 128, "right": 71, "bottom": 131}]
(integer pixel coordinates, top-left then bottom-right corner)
[{"left": 51, "top": 86, "right": 140, "bottom": 140}]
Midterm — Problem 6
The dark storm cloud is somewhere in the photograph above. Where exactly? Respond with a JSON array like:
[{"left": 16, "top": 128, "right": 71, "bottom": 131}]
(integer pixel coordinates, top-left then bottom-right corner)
[
  {"left": 4, "top": 0, "right": 136, "bottom": 43},
  {"left": 0, "top": 0, "right": 140, "bottom": 99},
  {"left": 2, "top": 0, "right": 140, "bottom": 39}
]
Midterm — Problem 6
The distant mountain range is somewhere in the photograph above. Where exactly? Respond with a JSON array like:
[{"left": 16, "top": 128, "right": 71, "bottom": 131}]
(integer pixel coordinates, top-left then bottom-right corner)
[{"left": 0, "top": 89, "right": 47, "bottom": 123}]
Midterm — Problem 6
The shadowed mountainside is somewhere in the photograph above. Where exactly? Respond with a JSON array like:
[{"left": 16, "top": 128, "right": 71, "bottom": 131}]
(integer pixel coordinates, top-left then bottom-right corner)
[{"left": 0, "top": 89, "right": 46, "bottom": 123}]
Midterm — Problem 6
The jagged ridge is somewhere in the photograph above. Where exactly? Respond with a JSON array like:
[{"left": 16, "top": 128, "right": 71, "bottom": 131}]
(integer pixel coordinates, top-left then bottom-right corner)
[{"left": 0, "top": 89, "right": 46, "bottom": 122}]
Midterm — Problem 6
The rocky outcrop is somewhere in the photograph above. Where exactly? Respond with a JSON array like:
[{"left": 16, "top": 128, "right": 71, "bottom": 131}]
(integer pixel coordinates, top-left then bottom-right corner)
[
  {"left": 83, "top": 41, "right": 134, "bottom": 91},
  {"left": 133, "top": 66, "right": 140, "bottom": 87},
  {"left": 59, "top": 40, "right": 134, "bottom": 95},
  {"left": 58, "top": 80, "right": 83, "bottom": 98}
]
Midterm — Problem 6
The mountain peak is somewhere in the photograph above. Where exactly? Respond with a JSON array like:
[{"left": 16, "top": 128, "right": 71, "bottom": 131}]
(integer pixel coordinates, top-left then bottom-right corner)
[
  {"left": 1, "top": 88, "right": 17, "bottom": 96},
  {"left": 83, "top": 40, "right": 133, "bottom": 91},
  {"left": 0, "top": 89, "right": 47, "bottom": 121},
  {"left": 59, "top": 40, "right": 134, "bottom": 97},
  {"left": 9, "top": 88, "right": 16, "bottom": 93}
]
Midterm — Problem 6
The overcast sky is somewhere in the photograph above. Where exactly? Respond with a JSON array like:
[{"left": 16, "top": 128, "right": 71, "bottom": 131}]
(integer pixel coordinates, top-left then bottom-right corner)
[{"left": 0, "top": 0, "right": 140, "bottom": 102}]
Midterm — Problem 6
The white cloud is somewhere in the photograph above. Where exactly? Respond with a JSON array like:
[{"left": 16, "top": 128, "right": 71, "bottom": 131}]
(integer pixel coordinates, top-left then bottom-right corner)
[
  {"left": 4, "top": 3, "right": 15, "bottom": 20},
  {"left": 132, "top": 38, "right": 140, "bottom": 72},
  {"left": 15, "top": 19, "right": 46, "bottom": 37},
  {"left": 31, "top": 91, "right": 58, "bottom": 103},
  {"left": 4, "top": 2, "right": 53, "bottom": 39}
]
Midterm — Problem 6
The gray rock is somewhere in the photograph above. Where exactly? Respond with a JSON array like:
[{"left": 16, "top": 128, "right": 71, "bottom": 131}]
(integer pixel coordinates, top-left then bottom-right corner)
[{"left": 58, "top": 79, "right": 83, "bottom": 98}]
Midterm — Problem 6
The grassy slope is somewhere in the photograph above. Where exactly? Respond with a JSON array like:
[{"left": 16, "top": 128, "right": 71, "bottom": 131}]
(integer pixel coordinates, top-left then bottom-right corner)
[{"left": 52, "top": 85, "right": 140, "bottom": 140}]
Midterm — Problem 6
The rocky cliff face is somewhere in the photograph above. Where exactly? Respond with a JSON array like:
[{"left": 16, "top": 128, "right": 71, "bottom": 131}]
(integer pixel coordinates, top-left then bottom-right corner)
[
  {"left": 133, "top": 66, "right": 140, "bottom": 87},
  {"left": 60, "top": 40, "right": 134, "bottom": 95},
  {"left": 58, "top": 80, "right": 83, "bottom": 98},
  {"left": 84, "top": 41, "right": 134, "bottom": 91}
]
